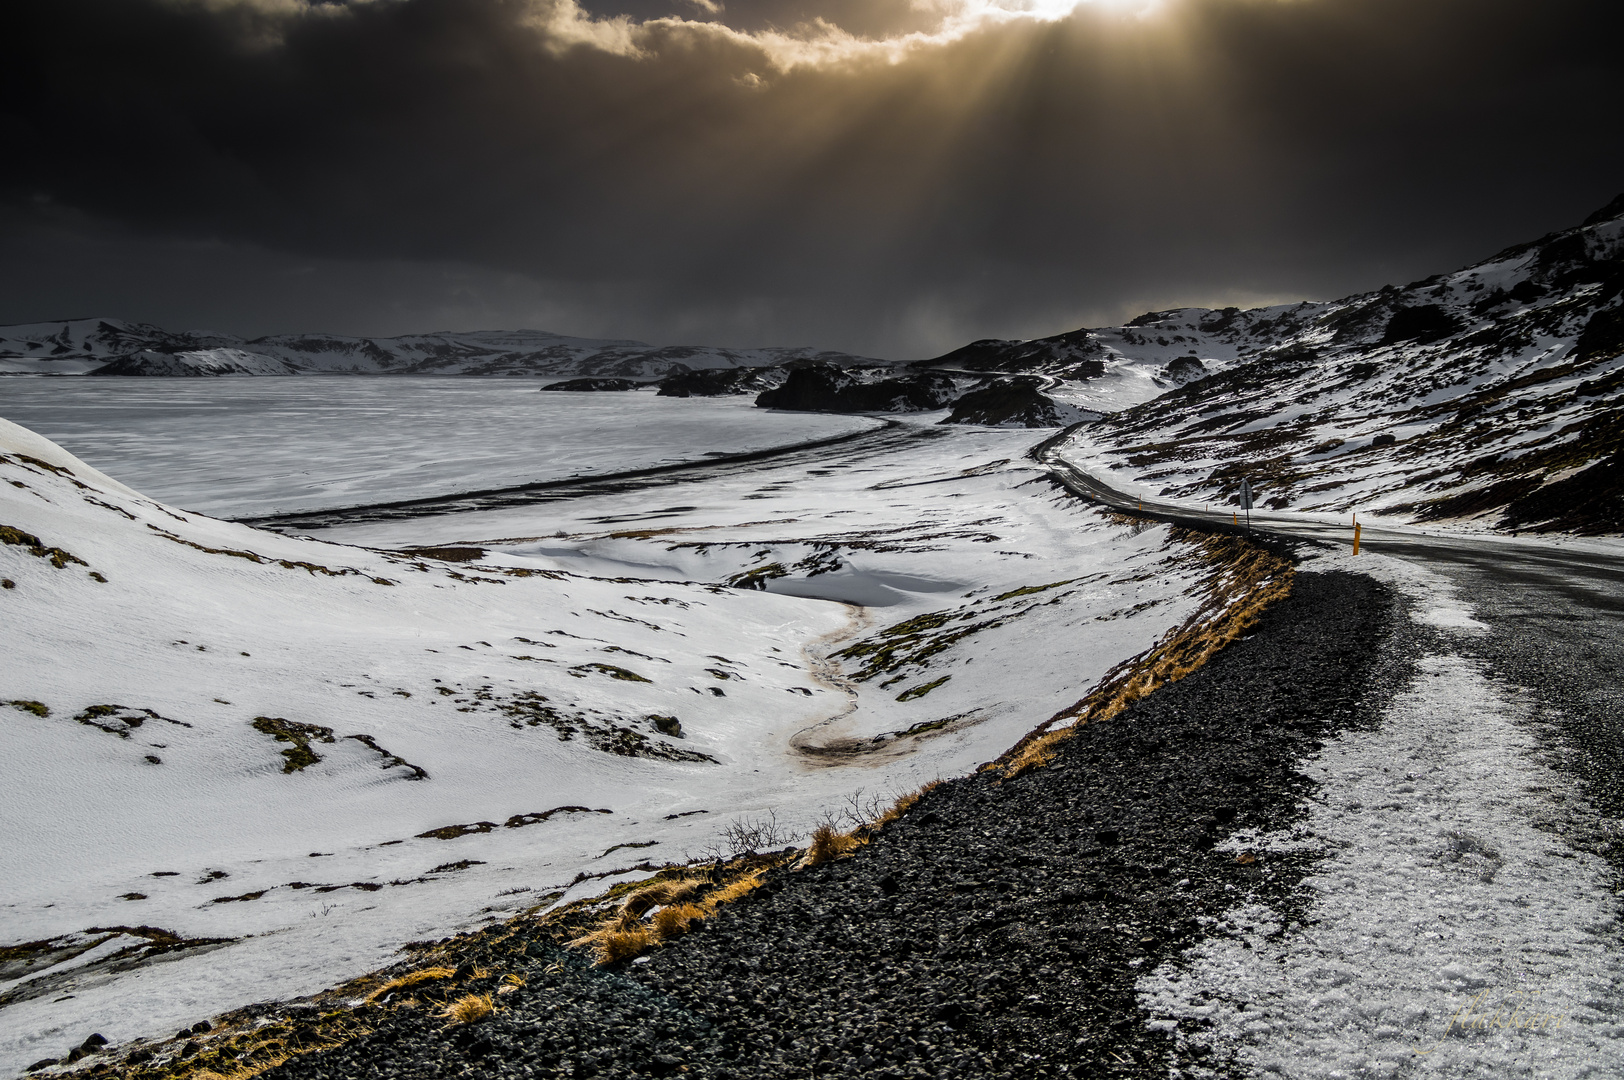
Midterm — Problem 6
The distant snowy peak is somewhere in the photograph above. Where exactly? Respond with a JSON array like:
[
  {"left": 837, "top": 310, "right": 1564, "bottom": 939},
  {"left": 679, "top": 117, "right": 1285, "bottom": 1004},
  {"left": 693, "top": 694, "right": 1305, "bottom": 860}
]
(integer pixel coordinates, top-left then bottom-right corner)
[{"left": 0, "top": 322, "right": 890, "bottom": 379}]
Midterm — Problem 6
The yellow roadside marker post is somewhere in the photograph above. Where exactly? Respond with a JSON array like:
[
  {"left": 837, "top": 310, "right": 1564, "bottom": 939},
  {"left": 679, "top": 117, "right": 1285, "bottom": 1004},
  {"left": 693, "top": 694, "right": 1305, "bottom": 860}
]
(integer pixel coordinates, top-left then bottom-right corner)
[{"left": 1353, "top": 516, "right": 1362, "bottom": 556}]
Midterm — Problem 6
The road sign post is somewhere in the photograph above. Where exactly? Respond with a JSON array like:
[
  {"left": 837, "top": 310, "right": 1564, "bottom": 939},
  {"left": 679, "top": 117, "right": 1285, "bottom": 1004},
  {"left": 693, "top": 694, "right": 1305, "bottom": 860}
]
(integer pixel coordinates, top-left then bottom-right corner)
[{"left": 1238, "top": 479, "right": 1254, "bottom": 533}]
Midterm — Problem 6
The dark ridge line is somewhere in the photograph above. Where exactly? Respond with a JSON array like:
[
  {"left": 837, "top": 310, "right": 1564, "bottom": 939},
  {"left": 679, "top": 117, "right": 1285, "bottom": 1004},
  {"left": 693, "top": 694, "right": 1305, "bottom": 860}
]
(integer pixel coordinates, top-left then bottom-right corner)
[{"left": 232, "top": 418, "right": 905, "bottom": 531}]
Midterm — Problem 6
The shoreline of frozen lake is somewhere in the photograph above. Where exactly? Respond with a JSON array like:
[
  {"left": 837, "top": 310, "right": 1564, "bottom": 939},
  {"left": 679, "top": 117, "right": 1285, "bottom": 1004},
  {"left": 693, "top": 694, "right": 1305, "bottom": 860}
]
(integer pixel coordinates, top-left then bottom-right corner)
[{"left": 0, "top": 378, "right": 879, "bottom": 519}]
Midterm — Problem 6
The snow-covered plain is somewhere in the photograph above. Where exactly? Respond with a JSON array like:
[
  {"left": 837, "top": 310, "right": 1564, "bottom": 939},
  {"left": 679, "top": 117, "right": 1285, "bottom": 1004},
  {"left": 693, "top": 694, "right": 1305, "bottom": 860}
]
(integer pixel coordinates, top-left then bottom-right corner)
[
  {"left": 0, "top": 380, "right": 877, "bottom": 518},
  {"left": 0, "top": 404, "right": 1214, "bottom": 1074}
]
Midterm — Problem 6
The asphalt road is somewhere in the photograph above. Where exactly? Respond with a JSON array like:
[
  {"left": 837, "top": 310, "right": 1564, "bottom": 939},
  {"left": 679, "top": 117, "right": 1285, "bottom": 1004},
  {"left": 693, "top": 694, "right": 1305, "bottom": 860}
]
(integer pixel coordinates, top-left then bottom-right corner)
[{"left": 1039, "top": 426, "right": 1624, "bottom": 860}]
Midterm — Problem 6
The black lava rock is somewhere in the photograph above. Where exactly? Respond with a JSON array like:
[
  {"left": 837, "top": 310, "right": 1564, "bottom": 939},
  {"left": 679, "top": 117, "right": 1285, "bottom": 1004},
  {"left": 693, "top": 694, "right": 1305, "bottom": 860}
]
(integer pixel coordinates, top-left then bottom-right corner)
[
  {"left": 756, "top": 365, "right": 959, "bottom": 413},
  {"left": 939, "top": 377, "right": 1080, "bottom": 428},
  {"left": 540, "top": 378, "right": 642, "bottom": 391},
  {"left": 657, "top": 367, "right": 781, "bottom": 397}
]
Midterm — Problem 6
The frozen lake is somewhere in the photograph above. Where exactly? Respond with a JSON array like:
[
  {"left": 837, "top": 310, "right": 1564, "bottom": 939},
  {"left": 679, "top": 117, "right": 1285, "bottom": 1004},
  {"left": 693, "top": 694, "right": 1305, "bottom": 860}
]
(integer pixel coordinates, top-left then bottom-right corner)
[{"left": 0, "top": 378, "right": 877, "bottom": 517}]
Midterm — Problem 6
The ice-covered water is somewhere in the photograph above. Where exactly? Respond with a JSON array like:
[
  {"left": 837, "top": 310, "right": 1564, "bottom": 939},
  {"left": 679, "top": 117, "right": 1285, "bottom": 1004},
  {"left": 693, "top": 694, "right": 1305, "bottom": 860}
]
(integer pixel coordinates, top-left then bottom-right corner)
[{"left": 0, "top": 378, "right": 877, "bottom": 518}]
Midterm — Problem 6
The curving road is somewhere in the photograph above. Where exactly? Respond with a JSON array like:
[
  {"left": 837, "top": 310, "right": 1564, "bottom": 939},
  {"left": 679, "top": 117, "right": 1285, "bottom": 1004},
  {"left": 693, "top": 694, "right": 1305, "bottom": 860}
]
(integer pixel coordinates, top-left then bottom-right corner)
[{"left": 1039, "top": 423, "right": 1624, "bottom": 854}]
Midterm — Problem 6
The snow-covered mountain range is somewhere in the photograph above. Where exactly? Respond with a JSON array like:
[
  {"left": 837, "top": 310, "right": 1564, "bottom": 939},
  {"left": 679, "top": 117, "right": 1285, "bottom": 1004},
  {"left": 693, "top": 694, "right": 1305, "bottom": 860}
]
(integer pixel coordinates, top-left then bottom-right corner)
[{"left": 0, "top": 323, "right": 887, "bottom": 379}]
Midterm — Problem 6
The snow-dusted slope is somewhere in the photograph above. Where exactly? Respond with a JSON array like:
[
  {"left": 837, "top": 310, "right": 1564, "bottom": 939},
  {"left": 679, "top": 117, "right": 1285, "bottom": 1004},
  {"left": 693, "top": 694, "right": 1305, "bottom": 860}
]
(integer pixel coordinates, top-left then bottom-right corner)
[
  {"left": 918, "top": 303, "right": 1338, "bottom": 415},
  {"left": 1059, "top": 194, "right": 1624, "bottom": 534},
  {"left": 0, "top": 415, "right": 1214, "bottom": 1072},
  {"left": 87, "top": 348, "right": 303, "bottom": 377},
  {"left": 0, "top": 320, "right": 243, "bottom": 376},
  {"left": 0, "top": 321, "right": 888, "bottom": 379}
]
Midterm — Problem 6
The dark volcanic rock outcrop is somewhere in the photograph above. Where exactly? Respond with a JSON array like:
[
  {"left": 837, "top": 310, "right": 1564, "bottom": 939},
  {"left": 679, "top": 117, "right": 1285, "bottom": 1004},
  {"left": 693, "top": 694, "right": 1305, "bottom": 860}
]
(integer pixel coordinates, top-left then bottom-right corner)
[
  {"left": 940, "top": 377, "right": 1087, "bottom": 428},
  {"left": 1164, "top": 356, "right": 1207, "bottom": 385},
  {"left": 657, "top": 367, "right": 782, "bottom": 397},
  {"left": 756, "top": 366, "right": 960, "bottom": 413},
  {"left": 539, "top": 378, "right": 643, "bottom": 392},
  {"left": 918, "top": 330, "right": 1107, "bottom": 378}
]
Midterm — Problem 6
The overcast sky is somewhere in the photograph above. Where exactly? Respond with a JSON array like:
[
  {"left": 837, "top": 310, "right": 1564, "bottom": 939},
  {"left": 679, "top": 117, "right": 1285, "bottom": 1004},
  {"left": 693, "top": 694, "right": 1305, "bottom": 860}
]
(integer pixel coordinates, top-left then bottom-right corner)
[{"left": 3, "top": 0, "right": 1621, "bottom": 358}]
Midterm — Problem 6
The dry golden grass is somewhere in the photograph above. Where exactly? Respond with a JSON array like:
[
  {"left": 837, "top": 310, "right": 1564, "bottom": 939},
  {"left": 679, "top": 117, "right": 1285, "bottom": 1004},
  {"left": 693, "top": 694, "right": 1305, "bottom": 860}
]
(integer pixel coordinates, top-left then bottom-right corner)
[
  {"left": 192, "top": 1067, "right": 272, "bottom": 1080},
  {"left": 621, "top": 877, "right": 702, "bottom": 918},
  {"left": 874, "top": 781, "right": 941, "bottom": 827},
  {"left": 362, "top": 965, "right": 456, "bottom": 1004},
  {"left": 651, "top": 902, "right": 705, "bottom": 939},
  {"left": 802, "top": 824, "right": 861, "bottom": 866},
  {"left": 134, "top": 1020, "right": 365, "bottom": 1080},
  {"left": 596, "top": 925, "right": 653, "bottom": 963},
  {"left": 441, "top": 992, "right": 495, "bottom": 1026},
  {"left": 1000, "top": 529, "right": 1294, "bottom": 778},
  {"left": 568, "top": 864, "right": 772, "bottom": 965},
  {"left": 700, "top": 870, "right": 763, "bottom": 910}
]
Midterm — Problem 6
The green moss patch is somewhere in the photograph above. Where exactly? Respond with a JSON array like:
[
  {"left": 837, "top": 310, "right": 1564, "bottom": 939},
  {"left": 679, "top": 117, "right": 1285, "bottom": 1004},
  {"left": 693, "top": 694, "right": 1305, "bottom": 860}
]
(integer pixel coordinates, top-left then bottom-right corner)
[
  {"left": 991, "top": 578, "right": 1076, "bottom": 602},
  {"left": 343, "top": 733, "right": 430, "bottom": 780},
  {"left": 146, "top": 524, "right": 373, "bottom": 578},
  {"left": 75, "top": 704, "right": 188, "bottom": 738},
  {"left": 0, "top": 522, "right": 90, "bottom": 570},
  {"left": 484, "top": 689, "right": 712, "bottom": 761},
  {"left": 428, "top": 860, "right": 486, "bottom": 874},
  {"left": 417, "top": 806, "right": 612, "bottom": 841},
  {"left": 569, "top": 662, "right": 652, "bottom": 683},
  {"left": 6, "top": 699, "right": 49, "bottom": 718},
  {"left": 896, "top": 675, "right": 952, "bottom": 702},
  {"left": 726, "top": 562, "right": 788, "bottom": 589},
  {"left": 599, "top": 840, "right": 660, "bottom": 858},
  {"left": 252, "top": 717, "right": 336, "bottom": 772}
]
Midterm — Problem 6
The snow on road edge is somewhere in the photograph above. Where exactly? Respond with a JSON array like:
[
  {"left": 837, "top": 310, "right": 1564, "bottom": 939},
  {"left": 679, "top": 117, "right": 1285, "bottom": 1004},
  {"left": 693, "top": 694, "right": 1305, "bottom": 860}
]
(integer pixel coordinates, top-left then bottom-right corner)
[{"left": 1136, "top": 550, "right": 1624, "bottom": 1078}]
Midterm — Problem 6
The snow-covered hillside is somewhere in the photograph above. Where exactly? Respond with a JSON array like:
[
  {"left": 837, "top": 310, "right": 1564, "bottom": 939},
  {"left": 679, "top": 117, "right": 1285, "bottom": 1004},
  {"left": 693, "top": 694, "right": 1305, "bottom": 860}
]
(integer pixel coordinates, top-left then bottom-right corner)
[
  {"left": 1058, "top": 194, "right": 1624, "bottom": 534},
  {"left": 0, "top": 321, "right": 887, "bottom": 379},
  {"left": 919, "top": 302, "right": 1339, "bottom": 416},
  {"left": 0, "top": 414, "right": 1219, "bottom": 1072}
]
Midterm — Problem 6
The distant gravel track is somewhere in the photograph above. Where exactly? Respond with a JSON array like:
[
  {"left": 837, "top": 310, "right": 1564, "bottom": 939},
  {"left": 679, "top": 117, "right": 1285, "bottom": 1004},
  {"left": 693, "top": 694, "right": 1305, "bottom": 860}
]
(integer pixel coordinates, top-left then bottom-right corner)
[{"left": 262, "top": 568, "right": 1402, "bottom": 1080}]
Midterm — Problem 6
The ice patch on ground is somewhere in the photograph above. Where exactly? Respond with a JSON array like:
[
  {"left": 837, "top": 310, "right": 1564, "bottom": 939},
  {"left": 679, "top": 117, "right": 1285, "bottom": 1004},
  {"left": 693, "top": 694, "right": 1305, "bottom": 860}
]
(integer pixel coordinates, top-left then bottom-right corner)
[{"left": 764, "top": 568, "right": 965, "bottom": 607}]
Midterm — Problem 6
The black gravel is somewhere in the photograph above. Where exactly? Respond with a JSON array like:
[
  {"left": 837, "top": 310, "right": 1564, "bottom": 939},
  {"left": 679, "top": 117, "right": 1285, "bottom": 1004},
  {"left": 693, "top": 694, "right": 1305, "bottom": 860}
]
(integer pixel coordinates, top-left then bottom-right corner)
[{"left": 264, "top": 569, "right": 1400, "bottom": 1080}]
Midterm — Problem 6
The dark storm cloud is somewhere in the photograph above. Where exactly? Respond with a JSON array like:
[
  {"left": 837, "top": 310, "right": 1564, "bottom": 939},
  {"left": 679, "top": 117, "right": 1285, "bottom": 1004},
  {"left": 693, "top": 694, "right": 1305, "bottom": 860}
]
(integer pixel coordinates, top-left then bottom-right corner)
[{"left": 2, "top": 0, "right": 1622, "bottom": 355}]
